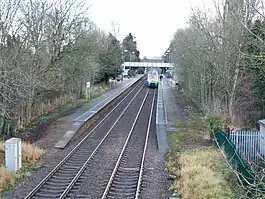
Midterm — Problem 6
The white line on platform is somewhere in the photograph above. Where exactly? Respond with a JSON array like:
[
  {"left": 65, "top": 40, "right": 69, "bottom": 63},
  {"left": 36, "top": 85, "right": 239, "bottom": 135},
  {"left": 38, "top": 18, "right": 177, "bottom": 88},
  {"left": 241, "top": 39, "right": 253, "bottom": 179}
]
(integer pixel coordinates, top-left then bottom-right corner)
[{"left": 162, "top": 88, "right": 168, "bottom": 124}]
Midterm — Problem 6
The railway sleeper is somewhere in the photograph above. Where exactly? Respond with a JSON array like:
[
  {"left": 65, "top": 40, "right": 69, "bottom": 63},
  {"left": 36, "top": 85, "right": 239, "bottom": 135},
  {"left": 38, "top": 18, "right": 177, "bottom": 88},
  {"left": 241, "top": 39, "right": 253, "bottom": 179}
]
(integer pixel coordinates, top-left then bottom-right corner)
[
  {"left": 78, "top": 174, "right": 96, "bottom": 180},
  {"left": 67, "top": 186, "right": 81, "bottom": 191},
  {"left": 116, "top": 171, "right": 139, "bottom": 177},
  {"left": 72, "top": 151, "right": 91, "bottom": 156},
  {"left": 60, "top": 165, "right": 82, "bottom": 169},
  {"left": 139, "top": 180, "right": 148, "bottom": 188},
  {"left": 69, "top": 155, "right": 89, "bottom": 159},
  {"left": 45, "top": 181, "right": 69, "bottom": 188},
  {"left": 110, "top": 186, "right": 137, "bottom": 192},
  {"left": 55, "top": 171, "right": 78, "bottom": 177},
  {"left": 63, "top": 162, "right": 84, "bottom": 167},
  {"left": 117, "top": 167, "right": 140, "bottom": 172},
  {"left": 114, "top": 177, "right": 139, "bottom": 182},
  {"left": 56, "top": 168, "right": 79, "bottom": 174},
  {"left": 34, "top": 191, "right": 62, "bottom": 198},
  {"left": 52, "top": 174, "right": 75, "bottom": 180},
  {"left": 107, "top": 191, "right": 136, "bottom": 197},
  {"left": 48, "top": 177, "right": 73, "bottom": 183},
  {"left": 42, "top": 184, "right": 67, "bottom": 191},
  {"left": 120, "top": 161, "right": 141, "bottom": 168},
  {"left": 65, "top": 159, "right": 88, "bottom": 164},
  {"left": 106, "top": 196, "right": 135, "bottom": 199},
  {"left": 114, "top": 177, "right": 139, "bottom": 183},
  {"left": 113, "top": 177, "right": 139, "bottom": 183},
  {"left": 112, "top": 180, "right": 138, "bottom": 186},
  {"left": 36, "top": 186, "right": 65, "bottom": 193},
  {"left": 65, "top": 194, "right": 92, "bottom": 199}
]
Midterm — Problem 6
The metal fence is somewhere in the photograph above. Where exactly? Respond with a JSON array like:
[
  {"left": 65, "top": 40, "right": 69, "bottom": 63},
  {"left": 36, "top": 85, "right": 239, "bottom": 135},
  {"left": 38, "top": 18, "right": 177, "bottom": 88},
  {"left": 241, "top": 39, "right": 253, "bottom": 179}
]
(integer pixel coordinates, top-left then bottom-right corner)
[
  {"left": 215, "top": 129, "right": 265, "bottom": 195},
  {"left": 230, "top": 130, "right": 265, "bottom": 164}
]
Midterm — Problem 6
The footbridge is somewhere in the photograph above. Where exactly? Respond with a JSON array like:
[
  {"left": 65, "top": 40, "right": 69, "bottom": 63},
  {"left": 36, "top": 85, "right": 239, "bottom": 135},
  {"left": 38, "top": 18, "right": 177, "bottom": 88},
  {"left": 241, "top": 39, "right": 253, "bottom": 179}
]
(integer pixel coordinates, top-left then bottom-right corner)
[{"left": 122, "top": 62, "right": 174, "bottom": 71}]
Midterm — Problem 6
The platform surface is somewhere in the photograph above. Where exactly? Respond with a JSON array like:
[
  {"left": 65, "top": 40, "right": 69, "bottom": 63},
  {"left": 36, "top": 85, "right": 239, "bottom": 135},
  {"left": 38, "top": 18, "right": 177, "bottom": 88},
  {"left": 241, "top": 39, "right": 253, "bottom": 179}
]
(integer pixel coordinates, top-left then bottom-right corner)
[{"left": 156, "top": 77, "right": 182, "bottom": 154}]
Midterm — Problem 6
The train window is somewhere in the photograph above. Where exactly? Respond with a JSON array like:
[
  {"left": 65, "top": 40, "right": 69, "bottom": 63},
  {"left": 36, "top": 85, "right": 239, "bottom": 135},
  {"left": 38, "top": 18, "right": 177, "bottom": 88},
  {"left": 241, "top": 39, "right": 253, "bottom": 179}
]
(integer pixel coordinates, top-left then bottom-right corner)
[{"left": 148, "top": 71, "right": 158, "bottom": 78}]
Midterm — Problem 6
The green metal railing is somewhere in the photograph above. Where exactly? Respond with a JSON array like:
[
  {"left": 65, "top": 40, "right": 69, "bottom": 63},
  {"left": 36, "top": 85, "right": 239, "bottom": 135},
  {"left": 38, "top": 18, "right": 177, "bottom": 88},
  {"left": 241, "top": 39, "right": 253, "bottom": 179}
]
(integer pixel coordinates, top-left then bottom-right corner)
[{"left": 215, "top": 129, "right": 265, "bottom": 196}]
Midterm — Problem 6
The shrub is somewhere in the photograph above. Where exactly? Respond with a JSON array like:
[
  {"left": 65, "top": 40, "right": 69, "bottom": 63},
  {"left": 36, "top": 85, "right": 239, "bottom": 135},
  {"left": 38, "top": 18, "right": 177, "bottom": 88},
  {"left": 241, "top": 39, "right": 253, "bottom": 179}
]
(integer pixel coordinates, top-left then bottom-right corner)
[
  {"left": 204, "top": 115, "right": 224, "bottom": 139},
  {"left": 137, "top": 68, "right": 145, "bottom": 74},
  {"left": 0, "top": 167, "right": 21, "bottom": 193}
]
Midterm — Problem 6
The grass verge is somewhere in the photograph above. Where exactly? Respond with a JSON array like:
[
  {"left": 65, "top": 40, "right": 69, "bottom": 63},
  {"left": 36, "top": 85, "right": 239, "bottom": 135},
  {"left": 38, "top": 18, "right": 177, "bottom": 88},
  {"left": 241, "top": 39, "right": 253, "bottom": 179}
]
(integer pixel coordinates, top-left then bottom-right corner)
[
  {"left": 166, "top": 113, "right": 240, "bottom": 199},
  {"left": 0, "top": 141, "right": 44, "bottom": 195},
  {"left": 29, "top": 85, "right": 110, "bottom": 131}
]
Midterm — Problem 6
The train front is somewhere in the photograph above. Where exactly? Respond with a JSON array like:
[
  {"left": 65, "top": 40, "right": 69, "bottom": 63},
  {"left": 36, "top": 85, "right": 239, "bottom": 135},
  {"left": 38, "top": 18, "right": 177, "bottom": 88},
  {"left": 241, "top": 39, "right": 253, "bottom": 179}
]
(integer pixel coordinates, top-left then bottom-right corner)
[{"left": 147, "top": 71, "right": 159, "bottom": 88}]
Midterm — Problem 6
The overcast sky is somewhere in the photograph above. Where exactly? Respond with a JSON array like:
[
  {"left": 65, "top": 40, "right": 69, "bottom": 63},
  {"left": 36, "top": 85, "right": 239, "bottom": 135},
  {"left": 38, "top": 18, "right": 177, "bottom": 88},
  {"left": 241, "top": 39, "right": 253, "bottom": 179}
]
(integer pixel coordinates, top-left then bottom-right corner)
[{"left": 88, "top": 0, "right": 212, "bottom": 58}]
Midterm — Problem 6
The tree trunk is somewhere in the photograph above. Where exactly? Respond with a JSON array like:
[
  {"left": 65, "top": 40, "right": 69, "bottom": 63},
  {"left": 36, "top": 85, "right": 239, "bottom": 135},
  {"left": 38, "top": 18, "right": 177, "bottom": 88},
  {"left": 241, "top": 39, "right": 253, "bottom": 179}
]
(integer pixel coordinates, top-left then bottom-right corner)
[
  {"left": 229, "top": 67, "right": 239, "bottom": 123},
  {"left": 79, "top": 83, "right": 83, "bottom": 98}
]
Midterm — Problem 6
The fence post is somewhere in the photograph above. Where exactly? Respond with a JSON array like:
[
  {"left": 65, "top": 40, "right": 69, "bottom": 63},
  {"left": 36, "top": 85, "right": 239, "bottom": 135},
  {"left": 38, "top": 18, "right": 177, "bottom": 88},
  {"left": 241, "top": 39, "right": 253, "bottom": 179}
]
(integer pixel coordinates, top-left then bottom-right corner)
[{"left": 225, "top": 126, "right": 231, "bottom": 137}]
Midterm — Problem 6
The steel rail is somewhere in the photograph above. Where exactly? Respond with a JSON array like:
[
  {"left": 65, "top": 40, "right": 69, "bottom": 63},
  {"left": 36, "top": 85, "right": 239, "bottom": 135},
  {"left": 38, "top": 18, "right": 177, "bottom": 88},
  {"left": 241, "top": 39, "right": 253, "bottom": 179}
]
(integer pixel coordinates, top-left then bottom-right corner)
[
  {"left": 24, "top": 80, "right": 145, "bottom": 199},
  {"left": 101, "top": 90, "right": 156, "bottom": 199},
  {"left": 135, "top": 90, "right": 156, "bottom": 199},
  {"left": 60, "top": 88, "right": 150, "bottom": 198}
]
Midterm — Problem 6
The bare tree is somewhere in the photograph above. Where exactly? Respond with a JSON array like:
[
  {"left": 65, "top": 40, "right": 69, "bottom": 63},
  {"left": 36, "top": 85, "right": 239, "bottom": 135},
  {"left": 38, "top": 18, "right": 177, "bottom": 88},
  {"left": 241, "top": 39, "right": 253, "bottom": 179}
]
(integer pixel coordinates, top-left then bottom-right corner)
[
  {"left": 170, "top": 0, "right": 263, "bottom": 125},
  {"left": 0, "top": 0, "right": 123, "bottom": 136}
]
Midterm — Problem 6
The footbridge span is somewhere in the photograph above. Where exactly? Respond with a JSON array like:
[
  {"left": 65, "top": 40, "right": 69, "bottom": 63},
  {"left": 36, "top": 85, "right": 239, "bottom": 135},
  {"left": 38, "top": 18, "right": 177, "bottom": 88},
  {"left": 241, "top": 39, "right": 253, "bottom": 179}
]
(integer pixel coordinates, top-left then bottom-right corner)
[{"left": 122, "top": 62, "right": 174, "bottom": 71}]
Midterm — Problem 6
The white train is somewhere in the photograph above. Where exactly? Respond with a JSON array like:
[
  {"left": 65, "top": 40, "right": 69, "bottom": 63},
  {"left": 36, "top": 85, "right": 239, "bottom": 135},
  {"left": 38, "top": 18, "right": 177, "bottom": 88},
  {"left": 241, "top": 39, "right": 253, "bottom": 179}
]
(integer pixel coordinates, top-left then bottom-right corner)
[{"left": 146, "top": 70, "right": 159, "bottom": 88}]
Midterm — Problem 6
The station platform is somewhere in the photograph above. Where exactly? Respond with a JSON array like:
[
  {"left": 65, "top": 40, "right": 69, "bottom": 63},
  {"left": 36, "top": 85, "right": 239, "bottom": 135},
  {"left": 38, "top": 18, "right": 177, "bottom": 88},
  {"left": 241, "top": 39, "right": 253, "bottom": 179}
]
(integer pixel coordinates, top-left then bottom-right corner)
[
  {"left": 156, "top": 77, "right": 181, "bottom": 154},
  {"left": 54, "top": 75, "right": 143, "bottom": 149}
]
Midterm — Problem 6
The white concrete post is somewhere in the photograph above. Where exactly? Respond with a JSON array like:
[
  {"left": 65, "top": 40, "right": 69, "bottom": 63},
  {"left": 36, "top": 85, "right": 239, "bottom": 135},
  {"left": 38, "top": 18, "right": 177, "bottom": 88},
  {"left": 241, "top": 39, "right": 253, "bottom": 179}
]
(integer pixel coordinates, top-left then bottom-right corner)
[
  {"left": 258, "top": 120, "right": 265, "bottom": 157},
  {"left": 109, "top": 79, "right": 112, "bottom": 88},
  {"left": 89, "top": 86, "right": 91, "bottom": 99},
  {"left": 86, "top": 81, "right": 91, "bottom": 100},
  {"left": 5, "top": 137, "right": 22, "bottom": 172}
]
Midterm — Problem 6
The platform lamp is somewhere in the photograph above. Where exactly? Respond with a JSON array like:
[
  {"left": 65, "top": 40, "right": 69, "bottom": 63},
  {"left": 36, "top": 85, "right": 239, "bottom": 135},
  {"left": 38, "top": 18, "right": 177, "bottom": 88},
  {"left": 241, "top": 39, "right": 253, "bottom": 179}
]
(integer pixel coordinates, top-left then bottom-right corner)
[
  {"left": 122, "top": 49, "right": 128, "bottom": 71},
  {"left": 122, "top": 49, "right": 128, "bottom": 62},
  {"left": 131, "top": 52, "right": 135, "bottom": 70},
  {"left": 166, "top": 49, "right": 171, "bottom": 63}
]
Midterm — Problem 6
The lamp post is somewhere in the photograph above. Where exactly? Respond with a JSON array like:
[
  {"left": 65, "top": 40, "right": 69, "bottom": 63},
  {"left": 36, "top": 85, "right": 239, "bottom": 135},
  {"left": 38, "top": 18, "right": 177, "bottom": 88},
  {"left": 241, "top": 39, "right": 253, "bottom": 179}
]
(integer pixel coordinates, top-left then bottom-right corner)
[
  {"left": 122, "top": 49, "right": 128, "bottom": 71},
  {"left": 122, "top": 49, "right": 128, "bottom": 62},
  {"left": 166, "top": 50, "right": 171, "bottom": 63},
  {"left": 131, "top": 51, "right": 135, "bottom": 62},
  {"left": 164, "top": 53, "right": 169, "bottom": 63}
]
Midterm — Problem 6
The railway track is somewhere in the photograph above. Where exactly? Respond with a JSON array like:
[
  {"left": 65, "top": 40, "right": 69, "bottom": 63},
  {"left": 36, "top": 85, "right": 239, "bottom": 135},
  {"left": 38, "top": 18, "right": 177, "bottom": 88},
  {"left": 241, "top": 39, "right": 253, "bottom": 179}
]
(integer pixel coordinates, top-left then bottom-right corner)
[
  {"left": 24, "top": 79, "right": 147, "bottom": 199},
  {"left": 101, "top": 89, "right": 156, "bottom": 199}
]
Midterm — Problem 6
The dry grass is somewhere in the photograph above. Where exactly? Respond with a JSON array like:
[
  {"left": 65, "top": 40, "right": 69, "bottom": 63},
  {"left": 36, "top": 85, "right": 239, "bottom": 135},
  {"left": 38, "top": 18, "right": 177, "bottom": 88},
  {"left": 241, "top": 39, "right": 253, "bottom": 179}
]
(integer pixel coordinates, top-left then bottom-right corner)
[
  {"left": 0, "top": 141, "right": 44, "bottom": 165},
  {"left": 166, "top": 109, "right": 238, "bottom": 198},
  {"left": 91, "top": 85, "right": 110, "bottom": 98},
  {"left": 0, "top": 167, "right": 21, "bottom": 193},
  {"left": 0, "top": 142, "right": 4, "bottom": 165},
  {"left": 179, "top": 148, "right": 235, "bottom": 199},
  {"left": 21, "top": 142, "right": 44, "bottom": 164},
  {"left": 0, "top": 141, "right": 44, "bottom": 194}
]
